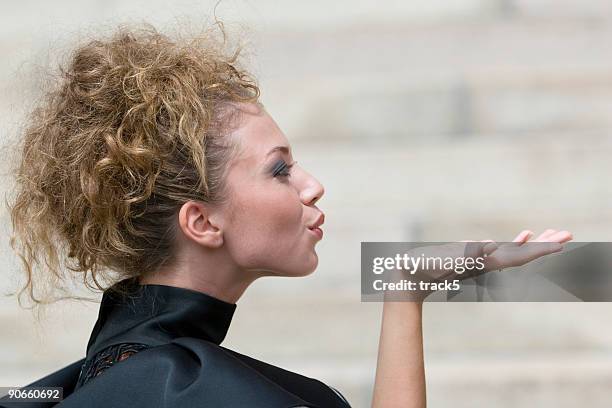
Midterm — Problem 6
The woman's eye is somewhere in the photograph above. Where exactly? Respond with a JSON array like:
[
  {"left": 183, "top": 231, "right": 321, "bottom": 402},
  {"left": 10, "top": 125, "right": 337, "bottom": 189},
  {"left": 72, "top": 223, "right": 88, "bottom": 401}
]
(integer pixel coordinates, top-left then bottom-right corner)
[{"left": 272, "top": 160, "right": 296, "bottom": 178}]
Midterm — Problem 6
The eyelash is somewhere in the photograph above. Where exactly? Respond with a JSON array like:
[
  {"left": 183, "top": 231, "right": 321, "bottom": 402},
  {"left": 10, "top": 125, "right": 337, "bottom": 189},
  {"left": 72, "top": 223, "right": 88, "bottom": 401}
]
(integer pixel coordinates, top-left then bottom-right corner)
[{"left": 273, "top": 160, "right": 297, "bottom": 178}]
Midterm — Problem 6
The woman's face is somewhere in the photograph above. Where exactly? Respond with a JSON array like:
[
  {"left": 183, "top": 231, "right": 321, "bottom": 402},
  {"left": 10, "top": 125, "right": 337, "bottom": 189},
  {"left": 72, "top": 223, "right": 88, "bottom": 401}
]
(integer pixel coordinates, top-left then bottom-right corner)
[{"left": 218, "top": 103, "right": 325, "bottom": 277}]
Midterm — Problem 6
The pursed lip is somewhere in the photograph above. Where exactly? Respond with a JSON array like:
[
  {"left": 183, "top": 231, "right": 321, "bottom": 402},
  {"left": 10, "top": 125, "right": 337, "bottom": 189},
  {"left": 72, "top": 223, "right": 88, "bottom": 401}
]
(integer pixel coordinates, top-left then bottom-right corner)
[
  {"left": 308, "top": 226, "right": 323, "bottom": 240},
  {"left": 308, "top": 213, "right": 325, "bottom": 230},
  {"left": 307, "top": 213, "right": 324, "bottom": 240}
]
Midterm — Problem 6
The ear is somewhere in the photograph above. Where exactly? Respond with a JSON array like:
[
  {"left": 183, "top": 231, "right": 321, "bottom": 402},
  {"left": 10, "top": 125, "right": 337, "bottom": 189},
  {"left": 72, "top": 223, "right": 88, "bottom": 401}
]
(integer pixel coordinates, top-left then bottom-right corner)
[{"left": 177, "top": 200, "right": 224, "bottom": 249}]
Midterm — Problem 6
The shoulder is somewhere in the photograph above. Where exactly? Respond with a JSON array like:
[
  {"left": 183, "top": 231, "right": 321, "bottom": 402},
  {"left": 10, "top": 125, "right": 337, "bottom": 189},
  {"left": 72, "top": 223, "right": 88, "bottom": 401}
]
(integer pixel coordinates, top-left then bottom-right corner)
[
  {"left": 60, "top": 340, "right": 320, "bottom": 407},
  {"left": 159, "top": 339, "right": 351, "bottom": 407},
  {"left": 32, "top": 338, "right": 351, "bottom": 407}
]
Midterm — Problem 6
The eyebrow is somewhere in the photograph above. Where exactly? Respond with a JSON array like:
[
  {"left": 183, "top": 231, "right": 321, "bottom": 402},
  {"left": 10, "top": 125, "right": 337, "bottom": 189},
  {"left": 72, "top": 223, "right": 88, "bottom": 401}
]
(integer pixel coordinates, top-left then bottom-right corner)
[{"left": 265, "top": 145, "right": 291, "bottom": 157}]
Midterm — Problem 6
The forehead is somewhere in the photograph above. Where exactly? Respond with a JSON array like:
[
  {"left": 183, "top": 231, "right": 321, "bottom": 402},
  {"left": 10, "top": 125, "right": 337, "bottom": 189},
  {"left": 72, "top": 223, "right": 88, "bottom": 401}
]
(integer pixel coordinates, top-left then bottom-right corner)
[{"left": 230, "top": 104, "right": 291, "bottom": 162}]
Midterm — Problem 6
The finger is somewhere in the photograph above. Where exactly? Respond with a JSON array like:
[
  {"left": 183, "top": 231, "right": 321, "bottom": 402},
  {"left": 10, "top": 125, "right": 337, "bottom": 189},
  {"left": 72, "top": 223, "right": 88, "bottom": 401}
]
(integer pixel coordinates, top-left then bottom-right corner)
[
  {"left": 486, "top": 242, "right": 563, "bottom": 270},
  {"left": 512, "top": 230, "right": 533, "bottom": 244},
  {"left": 533, "top": 229, "right": 557, "bottom": 242},
  {"left": 519, "top": 231, "right": 534, "bottom": 244},
  {"left": 483, "top": 241, "right": 499, "bottom": 256},
  {"left": 512, "top": 230, "right": 530, "bottom": 242},
  {"left": 545, "top": 230, "right": 573, "bottom": 243},
  {"left": 537, "top": 242, "right": 564, "bottom": 257},
  {"left": 533, "top": 229, "right": 572, "bottom": 243}
]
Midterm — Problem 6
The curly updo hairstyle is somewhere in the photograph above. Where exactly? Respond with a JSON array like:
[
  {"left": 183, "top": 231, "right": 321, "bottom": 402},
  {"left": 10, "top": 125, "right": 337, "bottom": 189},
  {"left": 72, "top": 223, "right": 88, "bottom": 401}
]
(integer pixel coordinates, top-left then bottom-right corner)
[{"left": 6, "top": 22, "right": 260, "bottom": 306}]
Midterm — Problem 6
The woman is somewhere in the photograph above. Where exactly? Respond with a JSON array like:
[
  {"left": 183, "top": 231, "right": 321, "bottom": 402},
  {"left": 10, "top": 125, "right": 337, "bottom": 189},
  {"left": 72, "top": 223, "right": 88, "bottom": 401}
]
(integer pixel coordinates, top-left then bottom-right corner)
[{"left": 3, "top": 23, "right": 572, "bottom": 407}]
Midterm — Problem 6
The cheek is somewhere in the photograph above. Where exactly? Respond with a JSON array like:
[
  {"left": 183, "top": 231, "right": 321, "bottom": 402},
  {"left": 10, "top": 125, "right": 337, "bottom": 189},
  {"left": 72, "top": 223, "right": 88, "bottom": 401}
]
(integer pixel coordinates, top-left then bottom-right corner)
[
  {"left": 221, "top": 176, "right": 319, "bottom": 276},
  {"left": 252, "top": 187, "right": 302, "bottom": 235},
  {"left": 225, "top": 184, "right": 304, "bottom": 259}
]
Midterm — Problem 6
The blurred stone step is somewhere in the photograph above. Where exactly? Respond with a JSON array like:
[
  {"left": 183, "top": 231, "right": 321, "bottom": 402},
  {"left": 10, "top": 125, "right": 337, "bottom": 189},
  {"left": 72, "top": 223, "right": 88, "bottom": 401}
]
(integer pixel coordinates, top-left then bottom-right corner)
[{"left": 266, "top": 72, "right": 612, "bottom": 142}]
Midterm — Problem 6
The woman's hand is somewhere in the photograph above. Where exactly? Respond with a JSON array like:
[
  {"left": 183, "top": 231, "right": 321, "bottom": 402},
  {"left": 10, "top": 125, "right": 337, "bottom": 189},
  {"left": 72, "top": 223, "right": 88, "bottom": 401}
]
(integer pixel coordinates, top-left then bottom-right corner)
[
  {"left": 465, "top": 229, "right": 573, "bottom": 273},
  {"left": 383, "top": 229, "right": 574, "bottom": 302}
]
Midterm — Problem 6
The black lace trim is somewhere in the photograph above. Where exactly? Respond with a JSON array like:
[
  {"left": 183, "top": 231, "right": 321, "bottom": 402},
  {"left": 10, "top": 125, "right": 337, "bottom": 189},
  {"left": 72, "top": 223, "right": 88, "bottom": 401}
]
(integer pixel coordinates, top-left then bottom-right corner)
[{"left": 76, "top": 343, "right": 150, "bottom": 388}]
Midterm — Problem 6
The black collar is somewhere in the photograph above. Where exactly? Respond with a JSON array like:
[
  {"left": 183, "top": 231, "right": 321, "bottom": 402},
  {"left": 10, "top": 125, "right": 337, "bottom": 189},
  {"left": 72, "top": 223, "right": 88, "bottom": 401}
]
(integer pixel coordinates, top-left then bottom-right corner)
[{"left": 85, "top": 278, "right": 237, "bottom": 359}]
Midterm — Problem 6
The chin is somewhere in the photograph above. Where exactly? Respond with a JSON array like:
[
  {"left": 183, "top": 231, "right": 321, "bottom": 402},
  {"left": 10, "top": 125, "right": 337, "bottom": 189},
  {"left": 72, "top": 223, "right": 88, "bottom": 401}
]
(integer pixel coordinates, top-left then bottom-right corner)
[
  {"left": 300, "top": 253, "right": 319, "bottom": 276},
  {"left": 296, "top": 267, "right": 316, "bottom": 277},
  {"left": 265, "top": 250, "right": 319, "bottom": 277},
  {"left": 284, "top": 253, "right": 319, "bottom": 278}
]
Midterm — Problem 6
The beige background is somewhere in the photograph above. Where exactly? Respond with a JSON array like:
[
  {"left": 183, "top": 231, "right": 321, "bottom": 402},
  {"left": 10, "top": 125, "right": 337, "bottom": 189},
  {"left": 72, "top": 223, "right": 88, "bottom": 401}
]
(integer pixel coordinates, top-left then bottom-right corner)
[{"left": 2, "top": 1, "right": 612, "bottom": 407}]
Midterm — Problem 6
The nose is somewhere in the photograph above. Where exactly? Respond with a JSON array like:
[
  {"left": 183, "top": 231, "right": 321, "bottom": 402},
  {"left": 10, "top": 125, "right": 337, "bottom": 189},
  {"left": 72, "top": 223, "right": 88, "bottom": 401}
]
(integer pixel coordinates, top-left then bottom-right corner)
[{"left": 300, "top": 172, "right": 325, "bottom": 206}]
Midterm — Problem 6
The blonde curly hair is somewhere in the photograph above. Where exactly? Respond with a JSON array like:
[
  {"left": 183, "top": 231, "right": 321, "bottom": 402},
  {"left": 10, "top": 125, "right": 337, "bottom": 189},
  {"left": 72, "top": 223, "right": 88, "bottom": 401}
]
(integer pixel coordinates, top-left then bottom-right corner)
[{"left": 6, "top": 22, "right": 260, "bottom": 307}]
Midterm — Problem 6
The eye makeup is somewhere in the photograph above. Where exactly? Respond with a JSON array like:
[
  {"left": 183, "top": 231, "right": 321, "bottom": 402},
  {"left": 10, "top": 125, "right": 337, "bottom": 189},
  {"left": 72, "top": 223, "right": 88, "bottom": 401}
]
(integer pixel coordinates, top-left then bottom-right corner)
[{"left": 271, "top": 159, "right": 296, "bottom": 177}]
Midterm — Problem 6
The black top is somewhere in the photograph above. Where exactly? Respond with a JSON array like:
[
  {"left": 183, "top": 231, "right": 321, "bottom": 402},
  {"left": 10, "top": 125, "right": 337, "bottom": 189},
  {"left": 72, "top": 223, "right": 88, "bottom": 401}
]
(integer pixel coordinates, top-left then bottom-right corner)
[{"left": 0, "top": 278, "right": 351, "bottom": 408}]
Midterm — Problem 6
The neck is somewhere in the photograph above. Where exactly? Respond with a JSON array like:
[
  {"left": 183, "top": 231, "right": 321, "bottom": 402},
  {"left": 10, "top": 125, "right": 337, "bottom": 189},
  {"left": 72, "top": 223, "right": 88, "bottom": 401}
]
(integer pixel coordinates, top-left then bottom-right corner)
[{"left": 139, "top": 250, "right": 259, "bottom": 304}]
